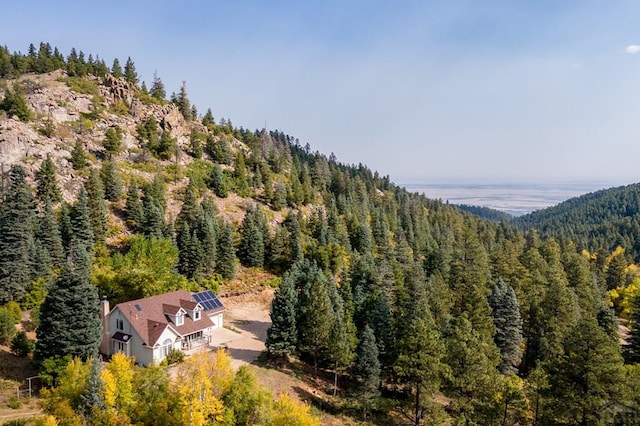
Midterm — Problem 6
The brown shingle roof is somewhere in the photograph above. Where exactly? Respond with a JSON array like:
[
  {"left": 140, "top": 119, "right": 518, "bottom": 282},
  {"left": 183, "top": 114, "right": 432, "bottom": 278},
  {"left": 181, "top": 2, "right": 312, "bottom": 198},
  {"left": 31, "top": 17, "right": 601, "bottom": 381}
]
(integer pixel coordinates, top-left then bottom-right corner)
[{"left": 113, "top": 290, "right": 215, "bottom": 347}]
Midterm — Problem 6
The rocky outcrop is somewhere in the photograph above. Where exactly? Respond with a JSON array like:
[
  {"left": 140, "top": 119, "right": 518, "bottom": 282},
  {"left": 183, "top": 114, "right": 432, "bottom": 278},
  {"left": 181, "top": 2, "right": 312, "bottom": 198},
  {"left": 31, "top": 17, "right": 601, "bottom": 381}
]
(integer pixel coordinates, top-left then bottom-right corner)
[{"left": 102, "top": 73, "right": 134, "bottom": 105}]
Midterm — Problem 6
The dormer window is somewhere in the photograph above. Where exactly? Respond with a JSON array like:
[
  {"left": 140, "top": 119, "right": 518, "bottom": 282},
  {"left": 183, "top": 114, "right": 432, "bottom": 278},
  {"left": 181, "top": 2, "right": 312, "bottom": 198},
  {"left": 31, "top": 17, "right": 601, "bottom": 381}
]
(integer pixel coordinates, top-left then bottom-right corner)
[
  {"left": 176, "top": 314, "right": 184, "bottom": 326},
  {"left": 194, "top": 311, "right": 201, "bottom": 321}
]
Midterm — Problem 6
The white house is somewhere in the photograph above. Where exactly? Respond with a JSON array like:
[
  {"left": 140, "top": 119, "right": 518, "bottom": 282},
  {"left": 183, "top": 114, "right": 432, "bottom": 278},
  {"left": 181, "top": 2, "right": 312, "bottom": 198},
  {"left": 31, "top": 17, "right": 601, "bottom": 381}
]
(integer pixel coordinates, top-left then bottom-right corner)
[{"left": 99, "top": 289, "right": 225, "bottom": 365}]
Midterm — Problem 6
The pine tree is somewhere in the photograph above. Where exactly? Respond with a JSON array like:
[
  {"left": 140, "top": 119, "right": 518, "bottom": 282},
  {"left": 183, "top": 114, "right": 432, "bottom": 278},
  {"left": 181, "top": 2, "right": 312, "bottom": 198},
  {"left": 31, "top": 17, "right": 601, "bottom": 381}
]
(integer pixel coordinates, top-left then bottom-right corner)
[
  {"left": 58, "top": 202, "right": 73, "bottom": 254},
  {"left": 176, "top": 179, "right": 199, "bottom": 231},
  {"left": 195, "top": 205, "right": 217, "bottom": 276},
  {"left": 172, "top": 81, "right": 191, "bottom": 120},
  {"left": 238, "top": 206, "right": 265, "bottom": 268},
  {"left": 546, "top": 319, "right": 626, "bottom": 424},
  {"left": 0, "top": 165, "right": 36, "bottom": 303},
  {"left": 177, "top": 224, "right": 203, "bottom": 279},
  {"left": 70, "top": 139, "right": 87, "bottom": 170},
  {"left": 1, "top": 83, "right": 31, "bottom": 121},
  {"left": 296, "top": 260, "right": 334, "bottom": 378},
  {"left": 266, "top": 273, "right": 298, "bottom": 358},
  {"left": 124, "top": 180, "right": 143, "bottom": 231},
  {"left": 123, "top": 56, "right": 138, "bottom": 86},
  {"left": 216, "top": 222, "right": 236, "bottom": 279},
  {"left": 202, "top": 108, "right": 215, "bottom": 128},
  {"left": 83, "top": 171, "right": 106, "bottom": 245},
  {"left": 71, "top": 186, "right": 95, "bottom": 248},
  {"left": 102, "top": 126, "right": 123, "bottom": 160},
  {"left": 141, "top": 195, "right": 165, "bottom": 238},
  {"left": 489, "top": 279, "right": 523, "bottom": 374},
  {"left": 35, "top": 154, "right": 62, "bottom": 204},
  {"left": 80, "top": 357, "right": 105, "bottom": 418},
  {"left": 626, "top": 294, "right": 640, "bottom": 363},
  {"left": 36, "top": 200, "right": 64, "bottom": 268},
  {"left": 233, "top": 151, "right": 250, "bottom": 197},
  {"left": 35, "top": 243, "right": 101, "bottom": 364},
  {"left": 150, "top": 71, "right": 166, "bottom": 101},
  {"left": 355, "top": 325, "right": 381, "bottom": 419},
  {"left": 210, "top": 164, "right": 228, "bottom": 198},
  {"left": 100, "top": 160, "right": 123, "bottom": 202},
  {"left": 111, "top": 58, "right": 122, "bottom": 78}
]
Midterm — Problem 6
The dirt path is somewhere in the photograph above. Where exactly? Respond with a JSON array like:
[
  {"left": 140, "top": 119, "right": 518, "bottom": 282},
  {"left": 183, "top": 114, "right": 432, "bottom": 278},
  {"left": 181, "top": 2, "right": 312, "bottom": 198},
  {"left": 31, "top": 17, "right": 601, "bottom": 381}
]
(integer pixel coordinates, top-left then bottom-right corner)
[{"left": 220, "top": 290, "right": 273, "bottom": 369}]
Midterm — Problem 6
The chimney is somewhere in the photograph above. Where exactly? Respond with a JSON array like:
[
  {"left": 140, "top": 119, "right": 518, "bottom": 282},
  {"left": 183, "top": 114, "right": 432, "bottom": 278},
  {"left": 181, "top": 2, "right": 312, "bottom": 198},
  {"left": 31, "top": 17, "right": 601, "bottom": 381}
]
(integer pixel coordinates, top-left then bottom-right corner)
[{"left": 99, "top": 296, "right": 110, "bottom": 356}]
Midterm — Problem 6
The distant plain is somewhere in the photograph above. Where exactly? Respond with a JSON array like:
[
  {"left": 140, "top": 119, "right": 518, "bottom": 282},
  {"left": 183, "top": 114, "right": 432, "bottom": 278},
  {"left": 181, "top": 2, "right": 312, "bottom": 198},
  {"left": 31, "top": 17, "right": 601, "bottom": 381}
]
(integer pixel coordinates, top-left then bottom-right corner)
[{"left": 402, "top": 182, "right": 624, "bottom": 216}]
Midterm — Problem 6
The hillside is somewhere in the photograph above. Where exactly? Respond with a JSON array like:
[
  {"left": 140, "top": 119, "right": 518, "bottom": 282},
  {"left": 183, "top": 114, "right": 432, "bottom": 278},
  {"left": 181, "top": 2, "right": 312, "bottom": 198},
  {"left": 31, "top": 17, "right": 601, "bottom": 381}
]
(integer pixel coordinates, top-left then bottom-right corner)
[
  {"left": 514, "top": 183, "right": 640, "bottom": 259},
  {"left": 2, "top": 43, "right": 640, "bottom": 425}
]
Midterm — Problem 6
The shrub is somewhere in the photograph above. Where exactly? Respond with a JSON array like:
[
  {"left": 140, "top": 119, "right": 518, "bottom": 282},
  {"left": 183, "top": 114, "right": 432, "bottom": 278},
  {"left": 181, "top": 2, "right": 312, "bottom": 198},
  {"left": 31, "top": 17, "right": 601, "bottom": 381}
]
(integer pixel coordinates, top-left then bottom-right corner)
[
  {"left": 4, "top": 301, "right": 22, "bottom": 324},
  {"left": 10, "top": 331, "right": 34, "bottom": 357},
  {"left": 8, "top": 396, "right": 22, "bottom": 409},
  {"left": 0, "top": 308, "right": 16, "bottom": 344},
  {"left": 165, "top": 349, "right": 185, "bottom": 365}
]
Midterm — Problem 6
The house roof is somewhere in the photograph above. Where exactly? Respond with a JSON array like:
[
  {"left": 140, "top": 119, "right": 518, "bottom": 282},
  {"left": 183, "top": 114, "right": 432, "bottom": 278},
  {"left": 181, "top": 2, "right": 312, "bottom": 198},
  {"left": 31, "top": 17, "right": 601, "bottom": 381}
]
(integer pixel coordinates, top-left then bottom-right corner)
[{"left": 112, "top": 289, "right": 224, "bottom": 347}]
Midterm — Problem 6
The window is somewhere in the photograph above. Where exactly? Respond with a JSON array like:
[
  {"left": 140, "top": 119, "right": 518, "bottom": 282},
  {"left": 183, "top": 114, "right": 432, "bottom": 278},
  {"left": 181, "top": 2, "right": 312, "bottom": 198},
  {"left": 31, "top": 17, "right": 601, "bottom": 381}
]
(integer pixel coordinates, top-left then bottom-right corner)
[
  {"left": 116, "top": 318, "right": 124, "bottom": 331},
  {"left": 194, "top": 311, "right": 201, "bottom": 321},
  {"left": 175, "top": 314, "right": 184, "bottom": 326},
  {"left": 113, "top": 340, "right": 127, "bottom": 354},
  {"left": 162, "top": 338, "right": 173, "bottom": 357}
]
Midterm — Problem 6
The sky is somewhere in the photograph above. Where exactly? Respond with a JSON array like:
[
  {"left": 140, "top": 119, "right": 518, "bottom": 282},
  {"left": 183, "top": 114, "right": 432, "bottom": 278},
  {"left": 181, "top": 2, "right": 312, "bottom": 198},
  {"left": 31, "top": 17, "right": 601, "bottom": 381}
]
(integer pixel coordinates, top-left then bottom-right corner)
[{"left": 3, "top": 0, "right": 640, "bottom": 185}]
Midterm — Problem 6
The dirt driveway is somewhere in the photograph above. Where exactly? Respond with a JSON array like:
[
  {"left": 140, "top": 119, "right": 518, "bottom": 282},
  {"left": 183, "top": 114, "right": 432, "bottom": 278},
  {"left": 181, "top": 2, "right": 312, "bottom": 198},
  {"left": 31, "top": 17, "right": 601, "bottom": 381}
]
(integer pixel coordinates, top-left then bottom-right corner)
[{"left": 218, "top": 289, "right": 273, "bottom": 370}]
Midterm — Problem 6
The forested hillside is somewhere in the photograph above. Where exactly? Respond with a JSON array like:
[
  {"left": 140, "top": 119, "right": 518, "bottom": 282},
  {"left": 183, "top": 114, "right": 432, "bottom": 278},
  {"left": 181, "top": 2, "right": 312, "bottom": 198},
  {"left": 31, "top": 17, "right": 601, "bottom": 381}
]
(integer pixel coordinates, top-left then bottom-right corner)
[
  {"left": 514, "top": 183, "right": 640, "bottom": 259},
  {"left": 2, "top": 42, "right": 640, "bottom": 425}
]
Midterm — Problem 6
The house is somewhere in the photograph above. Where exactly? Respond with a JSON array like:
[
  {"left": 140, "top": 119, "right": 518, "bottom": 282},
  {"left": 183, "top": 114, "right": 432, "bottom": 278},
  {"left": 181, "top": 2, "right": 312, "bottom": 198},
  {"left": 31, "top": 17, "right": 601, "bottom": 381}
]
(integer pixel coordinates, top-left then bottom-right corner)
[{"left": 99, "top": 289, "right": 225, "bottom": 365}]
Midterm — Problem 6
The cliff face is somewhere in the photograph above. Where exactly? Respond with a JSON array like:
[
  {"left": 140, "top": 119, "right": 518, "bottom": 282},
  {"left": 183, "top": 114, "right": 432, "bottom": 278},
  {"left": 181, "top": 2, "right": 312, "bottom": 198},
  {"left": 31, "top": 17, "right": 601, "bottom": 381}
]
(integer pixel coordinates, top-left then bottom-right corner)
[{"left": 0, "top": 70, "right": 196, "bottom": 201}]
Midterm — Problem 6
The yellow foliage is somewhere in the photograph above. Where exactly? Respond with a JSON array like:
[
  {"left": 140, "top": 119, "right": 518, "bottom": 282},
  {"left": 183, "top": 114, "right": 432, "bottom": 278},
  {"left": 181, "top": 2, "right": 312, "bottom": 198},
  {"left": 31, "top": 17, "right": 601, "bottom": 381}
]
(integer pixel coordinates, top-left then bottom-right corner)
[
  {"left": 209, "top": 348, "right": 234, "bottom": 397},
  {"left": 35, "top": 415, "right": 59, "bottom": 426},
  {"left": 102, "top": 352, "right": 135, "bottom": 413},
  {"left": 605, "top": 246, "right": 626, "bottom": 267},
  {"left": 271, "top": 394, "right": 320, "bottom": 426},
  {"left": 173, "top": 351, "right": 226, "bottom": 425},
  {"left": 609, "top": 277, "right": 640, "bottom": 319}
]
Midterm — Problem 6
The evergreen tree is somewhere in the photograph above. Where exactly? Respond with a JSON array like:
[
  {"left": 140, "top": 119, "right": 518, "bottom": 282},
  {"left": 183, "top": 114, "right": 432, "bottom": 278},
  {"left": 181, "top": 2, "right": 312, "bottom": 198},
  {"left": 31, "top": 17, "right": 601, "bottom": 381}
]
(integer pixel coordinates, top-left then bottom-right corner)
[
  {"left": 195, "top": 204, "right": 217, "bottom": 277},
  {"left": 296, "top": 260, "right": 334, "bottom": 378},
  {"left": 70, "top": 139, "right": 87, "bottom": 170},
  {"left": 626, "top": 294, "right": 640, "bottom": 363},
  {"left": 150, "top": 71, "right": 166, "bottom": 101},
  {"left": 83, "top": 170, "right": 106, "bottom": 246},
  {"left": 177, "top": 224, "right": 203, "bottom": 279},
  {"left": 233, "top": 151, "right": 250, "bottom": 197},
  {"left": 266, "top": 272, "right": 298, "bottom": 358},
  {"left": 546, "top": 319, "right": 626, "bottom": 424},
  {"left": 100, "top": 160, "right": 123, "bottom": 202},
  {"left": 102, "top": 126, "right": 123, "bottom": 159},
  {"left": 35, "top": 154, "right": 62, "bottom": 204},
  {"left": 176, "top": 179, "right": 199, "bottom": 231},
  {"left": 172, "top": 81, "right": 191, "bottom": 120},
  {"left": 489, "top": 279, "right": 523, "bottom": 374},
  {"left": 202, "top": 108, "right": 215, "bottom": 128},
  {"left": 80, "top": 357, "right": 105, "bottom": 418},
  {"left": 0, "top": 165, "right": 36, "bottom": 303},
  {"left": 124, "top": 180, "right": 144, "bottom": 231},
  {"left": 123, "top": 56, "right": 138, "bottom": 86},
  {"left": 36, "top": 200, "right": 64, "bottom": 268},
  {"left": 111, "top": 58, "right": 122, "bottom": 78},
  {"left": 71, "top": 187, "right": 95, "bottom": 249},
  {"left": 210, "top": 164, "right": 228, "bottom": 198},
  {"left": 141, "top": 195, "right": 165, "bottom": 238},
  {"left": 58, "top": 202, "right": 73, "bottom": 254},
  {"left": 1, "top": 83, "right": 31, "bottom": 121},
  {"left": 238, "top": 206, "right": 265, "bottom": 268},
  {"left": 216, "top": 222, "right": 236, "bottom": 279},
  {"left": 354, "top": 325, "right": 381, "bottom": 419},
  {"left": 35, "top": 243, "right": 101, "bottom": 364}
]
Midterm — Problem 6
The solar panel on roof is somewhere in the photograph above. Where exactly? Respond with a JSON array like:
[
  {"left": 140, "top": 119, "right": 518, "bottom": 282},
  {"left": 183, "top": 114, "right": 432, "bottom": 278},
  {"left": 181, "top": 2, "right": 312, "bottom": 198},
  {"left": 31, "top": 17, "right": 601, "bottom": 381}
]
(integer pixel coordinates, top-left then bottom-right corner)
[{"left": 193, "top": 290, "right": 223, "bottom": 311}]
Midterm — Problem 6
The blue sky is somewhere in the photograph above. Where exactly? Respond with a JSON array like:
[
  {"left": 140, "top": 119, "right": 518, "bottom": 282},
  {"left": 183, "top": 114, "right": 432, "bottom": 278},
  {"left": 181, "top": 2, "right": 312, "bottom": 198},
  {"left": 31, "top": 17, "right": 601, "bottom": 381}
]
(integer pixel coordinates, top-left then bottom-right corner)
[{"left": 3, "top": 1, "right": 640, "bottom": 184}]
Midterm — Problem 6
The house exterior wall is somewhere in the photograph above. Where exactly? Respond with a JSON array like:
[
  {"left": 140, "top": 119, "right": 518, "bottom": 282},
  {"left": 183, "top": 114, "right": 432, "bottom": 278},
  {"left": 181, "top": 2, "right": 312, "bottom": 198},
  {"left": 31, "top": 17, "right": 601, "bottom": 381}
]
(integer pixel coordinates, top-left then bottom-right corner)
[
  {"left": 150, "top": 327, "right": 181, "bottom": 365},
  {"left": 209, "top": 312, "right": 224, "bottom": 329}
]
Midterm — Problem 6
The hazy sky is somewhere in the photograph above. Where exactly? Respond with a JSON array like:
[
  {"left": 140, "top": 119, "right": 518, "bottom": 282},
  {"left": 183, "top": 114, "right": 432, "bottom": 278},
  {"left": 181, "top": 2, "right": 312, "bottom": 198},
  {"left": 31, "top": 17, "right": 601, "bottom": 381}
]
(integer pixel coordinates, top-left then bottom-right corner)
[{"left": 3, "top": 1, "right": 640, "bottom": 184}]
